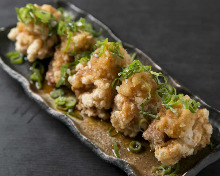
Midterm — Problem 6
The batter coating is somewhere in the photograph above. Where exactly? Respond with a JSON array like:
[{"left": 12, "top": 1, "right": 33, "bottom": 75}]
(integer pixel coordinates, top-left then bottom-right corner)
[
  {"left": 68, "top": 42, "right": 132, "bottom": 119},
  {"left": 143, "top": 96, "right": 212, "bottom": 165},
  {"left": 8, "top": 4, "right": 62, "bottom": 62}
]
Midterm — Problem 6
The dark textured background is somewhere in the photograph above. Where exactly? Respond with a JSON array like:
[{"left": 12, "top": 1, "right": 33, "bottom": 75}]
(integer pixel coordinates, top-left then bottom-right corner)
[{"left": 0, "top": 0, "right": 219, "bottom": 175}]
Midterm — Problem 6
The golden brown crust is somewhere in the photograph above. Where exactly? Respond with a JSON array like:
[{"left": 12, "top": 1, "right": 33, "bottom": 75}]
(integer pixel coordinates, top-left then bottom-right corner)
[
  {"left": 46, "top": 49, "right": 74, "bottom": 85},
  {"left": 143, "top": 97, "right": 212, "bottom": 165},
  {"left": 68, "top": 43, "right": 132, "bottom": 119},
  {"left": 7, "top": 4, "right": 61, "bottom": 62},
  {"left": 45, "top": 31, "right": 96, "bottom": 85},
  {"left": 111, "top": 71, "right": 161, "bottom": 137}
]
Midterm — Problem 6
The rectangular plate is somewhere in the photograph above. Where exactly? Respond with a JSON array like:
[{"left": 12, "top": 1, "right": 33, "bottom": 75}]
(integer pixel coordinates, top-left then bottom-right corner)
[{"left": 0, "top": 1, "right": 219, "bottom": 175}]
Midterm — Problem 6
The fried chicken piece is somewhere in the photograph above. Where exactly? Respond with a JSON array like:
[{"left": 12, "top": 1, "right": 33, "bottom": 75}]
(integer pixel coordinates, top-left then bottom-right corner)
[
  {"left": 68, "top": 42, "right": 132, "bottom": 120},
  {"left": 110, "top": 71, "right": 161, "bottom": 137},
  {"left": 45, "top": 49, "right": 73, "bottom": 85},
  {"left": 143, "top": 96, "right": 212, "bottom": 165},
  {"left": 8, "top": 4, "right": 61, "bottom": 62},
  {"left": 46, "top": 31, "right": 96, "bottom": 85}
]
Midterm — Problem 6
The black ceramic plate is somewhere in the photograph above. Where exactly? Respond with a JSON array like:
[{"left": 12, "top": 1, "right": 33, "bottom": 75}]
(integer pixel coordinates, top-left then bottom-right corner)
[{"left": 0, "top": 1, "right": 220, "bottom": 175}]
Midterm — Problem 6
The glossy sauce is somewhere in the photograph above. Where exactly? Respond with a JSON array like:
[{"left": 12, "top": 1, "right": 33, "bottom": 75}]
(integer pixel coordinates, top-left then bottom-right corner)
[{"left": 34, "top": 81, "right": 213, "bottom": 176}]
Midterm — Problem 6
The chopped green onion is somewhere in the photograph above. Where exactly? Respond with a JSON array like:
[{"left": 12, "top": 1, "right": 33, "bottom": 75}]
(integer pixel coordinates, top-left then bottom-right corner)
[
  {"left": 50, "top": 89, "right": 65, "bottom": 99},
  {"left": 58, "top": 17, "right": 101, "bottom": 51},
  {"left": 65, "top": 96, "right": 77, "bottom": 108},
  {"left": 93, "top": 38, "right": 108, "bottom": 57},
  {"left": 113, "top": 140, "right": 120, "bottom": 158},
  {"left": 6, "top": 51, "right": 24, "bottom": 64},
  {"left": 57, "top": 7, "right": 64, "bottom": 13},
  {"left": 113, "top": 60, "right": 200, "bottom": 116},
  {"left": 34, "top": 9, "right": 51, "bottom": 23},
  {"left": 131, "top": 52, "right": 137, "bottom": 61},
  {"left": 56, "top": 60, "right": 79, "bottom": 88},
  {"left": 55, "top": 96, "right": 66, "bottom": 106},
  {"left": 54, "top": 95, "right": 78, "bottom": 113},
  {"left": 140, "top": 98, "right": 159, "bottom": 118},
  {"left": 56, "top": 64, "right": 70, "bottom": 87},
  {"left": 152, "top": 163, "right": 179, "bottom": 176},
  {"left": 79, "top": 57, "right": 90, "bottom": 63},
  {"left": 67, "top": 109, "right": 83, "bottom": 120},
  {"left": 129, "top": 141, "right": 142, "bottom": 153},
  {"left": 56, "top": 105, "right": 68, "bottom": 111},
  {"left": 112, "top": 60, "right": 152, "bottom": 90},
  {"left": 108, "top": 127, "right": 118, "bottom": 137},
  {"left": 30, "top": 61, "right": 45, "bottom": 89},
  {"left": 139, "top": 78, "right": 158, "bottom": 118},
  {"left": 108, "top": 42, "right": 124, "bottom": 61},
  {"left": 30, "top": 69, "right": 43, "bottom": 89},
  {"left": 111, "top": 78, "right": 121, "bottom": 92},
  {"left": 62, "top": 32, "right": 73, "bottom": 53},
  {"left": 31, "top": 60, "right": 45, "bottom": 73},
  {"left": 92, "top": 38, "right": 124, "bottom": 60},
  {"left": 15, "top": 3, "right": 60, "bottom": 36},
  {"left": 150, "top": 71, "right": 168, "bottom": 85},
  {"left": 157, "top": 83, "right": 200, "bottom": 115},
  {"left": 139, "top": 118, "right": 149, "bottom": 132},
  {"left": 170, "top": 163, "right": 179, "bottom": 176}
]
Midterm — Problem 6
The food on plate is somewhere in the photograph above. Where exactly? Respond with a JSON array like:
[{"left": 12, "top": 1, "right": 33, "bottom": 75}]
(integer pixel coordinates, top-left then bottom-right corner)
[
  {"left": 46, "top": 18, "right": 96, "bottom": 85},
  {"left": 7, "top": 3, "right": 213, "bottom": 174},
  {"left": 143, "top": 96, "right": 212, "bottom": 165},
  {"left": 111, "top": 60, "right": 161, "bottom": 137},
  {"left": 8, "top": 4, "right": 62, "bottom": 62},
  {"left": 68, "top": 39, "right": 132, "bottom": 119}
]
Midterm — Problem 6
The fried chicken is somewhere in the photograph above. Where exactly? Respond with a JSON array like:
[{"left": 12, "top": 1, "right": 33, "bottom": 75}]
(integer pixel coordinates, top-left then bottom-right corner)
[
  {"left": 143, "top": 96, "right": 212, "bottom": 165},
  {"left": 68, "top": 42, "right": 132, "bottom": 120},
  {"left": 110, "top": 71, "right": 161, "bottom": 137},
  {"left": 46, "top": 31, "right": 96, "bottom": 85},
  {"left": 8, "top": 4, "right": 61, "bottom": 62}
]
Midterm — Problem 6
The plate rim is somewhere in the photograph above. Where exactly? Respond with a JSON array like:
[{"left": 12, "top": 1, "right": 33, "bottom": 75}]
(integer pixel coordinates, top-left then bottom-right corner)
[{"left": 0, "top": 0, "right": 220, "bottom": 175}]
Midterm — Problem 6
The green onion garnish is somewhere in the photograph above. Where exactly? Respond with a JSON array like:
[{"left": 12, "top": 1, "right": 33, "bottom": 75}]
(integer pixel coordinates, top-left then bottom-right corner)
[
  {"left": 34, "top": 9, "right": 51, "bottom": 23},
  {"left": 62, "top": 32, "right": 73, "bottom": 53},
  {"left": 55, "top": 96, "right": 66, "bottom": 105},
  {"left": 156, "top": 83, "right": 200, "bottom": 115},
  {"left": 113, "top": 140, "right": 120, "bottom": 158},
  {"left": 65, "top": 96, "right": 77, "bottom": 108},
  {"left": 58, "top": 18, "right": 101, "bottom": 52},
  {"left": 54, "top": 96, "right": 77, "bottom": 108},
  {"left": 112, "top": 60, "right": 152, "bottom": 89},
  {"left": 56, "top": 105, "right": 68, "bottom": 111},
  {"left": 108, "top": 42, "right": 124, "bottom": 61},
  {"left": 67, "top": 109, "right": 83, "bottom": 120},
  {"left": 56, "top": 56, "right": 92, "bottom": 88},
  {"left": 138, "top": 118, "right": 149, "bottom": 132},
  {"left": 92, "top": 38, "right": 124, "bottom": 60},
  {"left": 131, "top": 52, "right": 136, "bottom": 61},
  {"left": 139, "top": 78, "right": 159, "bottom": 118},
  {"left": 152, "top": 163, "right": 179, "bottom": 176},
  {"left": 129, "top": 141, "right": 142, "bottom": 153},
  {"left": 30, "top": 61, "right": 45, "bottom": 89},
  {"left": 56, "top": 64, "right": 71, "bottom": 87},
  {"left": 56, "top": 60, "right": 79, "bottom": 88},
  {"left": 112, "top": 60, "right": 200, "bottom": 116},
  {"left": 50, "top": 89, "right": 65, "bottom": 99},
  {"left": 108, "top": 127, "right": 118, "bottom": 137},
  {"left": 15, "top": 4, "right": 60, "bottom": 36},
  {"left": 54, "top": 95, "right": 77, "bottom": 114},
  {"left": 140, "top": 98, "right": 158, "bottom": 119},
  {"left": 93, "top": 38, "right": 108, "bottom": 57},
  {"left": 6, "top": 51, "right": 24, "bottom": 64}
]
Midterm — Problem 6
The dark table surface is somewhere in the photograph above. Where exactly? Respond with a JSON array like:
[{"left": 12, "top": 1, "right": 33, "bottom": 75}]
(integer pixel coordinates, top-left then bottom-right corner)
[{"left": 0, "top": 0, "right": 219, "bottom": 175}]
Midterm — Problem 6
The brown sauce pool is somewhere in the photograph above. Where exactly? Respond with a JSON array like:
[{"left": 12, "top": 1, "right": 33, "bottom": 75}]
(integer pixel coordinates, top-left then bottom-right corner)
[{"left": 33, "top": 81, "right": 212, "bottom": 176}]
